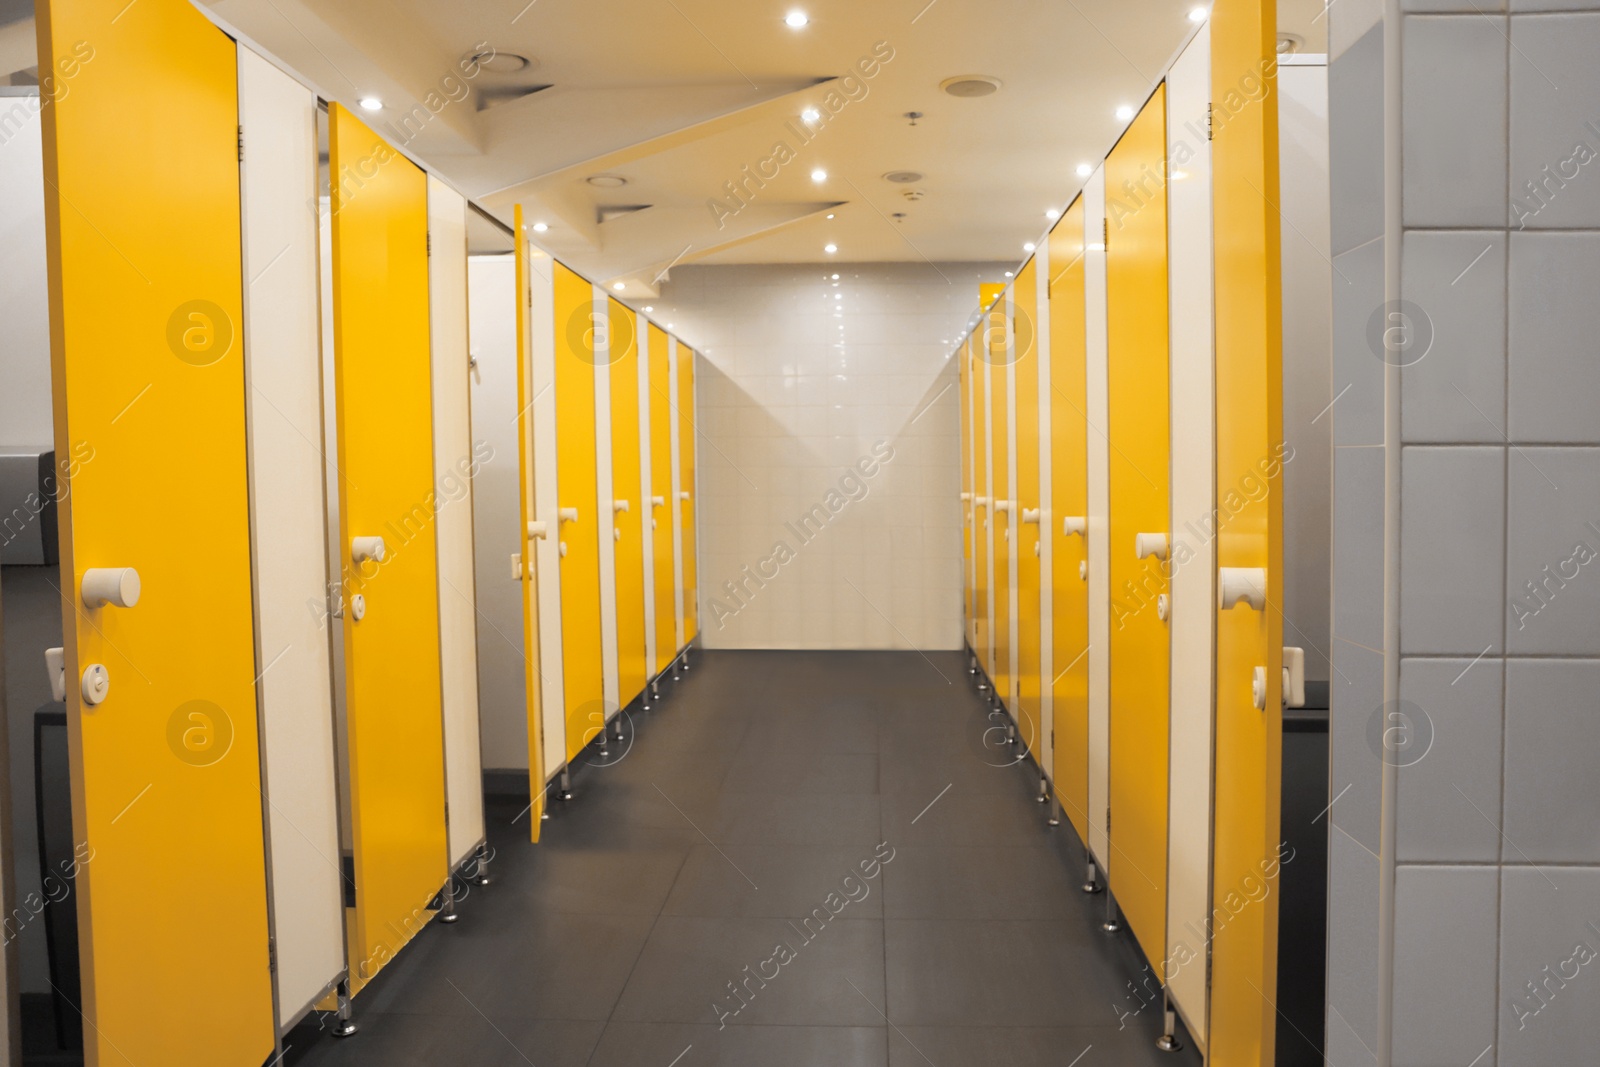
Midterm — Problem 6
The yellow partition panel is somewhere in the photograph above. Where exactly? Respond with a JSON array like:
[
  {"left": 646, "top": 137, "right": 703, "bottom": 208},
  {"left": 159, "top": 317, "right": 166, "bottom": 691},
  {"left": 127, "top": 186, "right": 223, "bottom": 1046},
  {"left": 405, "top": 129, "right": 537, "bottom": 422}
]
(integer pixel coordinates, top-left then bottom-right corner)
[
  {"left": 1210, "top": 0, "right": 1285, "bottom": 1059},
  {"left": 608, "top": 298, "right": 648, "bottom": 703},
  {"left": 1013, "top": 259, "right": 1042, "bottom": 756},
  {"left": 1049, "top": 199, "right": 1092, "bottom": 843},
  {"left": 988, "top": 301, "right": 1013, "bottom": 712},
  {"left": 678, "top": 346, "right": 699, "bottom": 643},
  {"left": 38, "top": 2, "right": 274, "bottom": 1060},
  {"left": 514, "top": 208, "right": 545, "bottom": 836},
  {"left": 647, "top": 324, "right": 677, "bottom": 673},
  {"left": 971, "top": 334, "right": 990, "bottom": 674},
  {"left": 327, "top": 104, "right": 448, "bottom": 989},
  {"left": 554, "top": 265, "right": 605, "bottom": 760},
  {"left": 1105, "top": 84, "right": 1171, "bottom": 972}
]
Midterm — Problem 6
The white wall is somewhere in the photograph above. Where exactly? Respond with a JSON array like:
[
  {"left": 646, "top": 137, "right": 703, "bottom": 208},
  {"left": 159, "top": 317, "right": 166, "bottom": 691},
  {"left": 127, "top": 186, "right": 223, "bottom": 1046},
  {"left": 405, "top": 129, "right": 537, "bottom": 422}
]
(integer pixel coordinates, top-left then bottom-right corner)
[
  {"left": 0, "top": 90, "right": 51, "bottom": 449},
  {"left": 654, "top": 262, "right": 1007, "bottom": 651}
]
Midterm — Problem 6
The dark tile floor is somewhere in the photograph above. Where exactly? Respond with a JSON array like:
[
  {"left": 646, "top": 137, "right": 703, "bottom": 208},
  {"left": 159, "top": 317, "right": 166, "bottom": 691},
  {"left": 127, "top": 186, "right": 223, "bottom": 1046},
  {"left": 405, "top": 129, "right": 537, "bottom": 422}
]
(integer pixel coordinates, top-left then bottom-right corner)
[{"left": 284, "top": 650, "right": 1202, "bottom": 1067}]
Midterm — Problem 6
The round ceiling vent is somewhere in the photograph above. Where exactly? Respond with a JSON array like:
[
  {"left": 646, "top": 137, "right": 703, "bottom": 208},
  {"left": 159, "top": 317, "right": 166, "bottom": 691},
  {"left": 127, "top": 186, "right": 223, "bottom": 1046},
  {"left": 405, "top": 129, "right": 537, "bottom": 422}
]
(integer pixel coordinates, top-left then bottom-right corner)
[
  {"left": 940, "top": 75, "right": 1001, "bottom": 98},
  {"left": 586, "top": 174, "right": 628, "bottom": 188},
  {"left": 883, "top": 170, "right": 924, "bottom": 184},
  {"left": 465, "top": 49, "right": 535, "bottom": 74}
]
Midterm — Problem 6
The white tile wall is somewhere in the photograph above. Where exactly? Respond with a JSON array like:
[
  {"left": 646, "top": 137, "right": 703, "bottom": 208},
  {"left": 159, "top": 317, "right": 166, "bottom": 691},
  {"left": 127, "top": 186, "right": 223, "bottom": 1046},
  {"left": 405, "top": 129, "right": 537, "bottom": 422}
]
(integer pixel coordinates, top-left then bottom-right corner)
[{"left": 653, "top": 262, "right": 1009, "bottom": 651}]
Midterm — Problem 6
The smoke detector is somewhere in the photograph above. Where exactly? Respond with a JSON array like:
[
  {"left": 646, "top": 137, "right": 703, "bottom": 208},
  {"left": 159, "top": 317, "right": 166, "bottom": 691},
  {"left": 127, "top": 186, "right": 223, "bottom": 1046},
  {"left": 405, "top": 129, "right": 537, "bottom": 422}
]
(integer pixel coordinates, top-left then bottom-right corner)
[
  {"left": 883, "top": 170, "right": 924, "bottom": 184},
  {"left": 940, "top": 74, "right": 1001, "bottom": 98},
  {"left": 901, "top": 189, "right": 926, "bottom": 202}
]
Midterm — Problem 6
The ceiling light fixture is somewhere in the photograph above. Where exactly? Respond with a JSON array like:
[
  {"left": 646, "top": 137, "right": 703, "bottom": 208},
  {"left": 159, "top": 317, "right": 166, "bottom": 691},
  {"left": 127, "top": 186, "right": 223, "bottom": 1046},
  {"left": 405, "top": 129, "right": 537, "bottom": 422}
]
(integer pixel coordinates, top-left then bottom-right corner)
[
  {"left": 1004, "top": 271, "right": 1014, "bottom": 278},
  {"left": 1076, "top": 163, "right": 1093, "bottom": 178},
  {"left": 785, "top": 10, "right": 809, "bottom": 28},
  {"left": 825, "top": 213, "right": 835, "bottom": 219},
  {"left": 1024, "top": 242, "right": 1035, "bottom": 252},
  {"left": 802, "top": 107, "right": 820, "bottom": 124},
  {"left": 1189, "top": 6, "right": 1208, "bottom": 22},
  {"left": 811, "top": 168, "right": 828, "bottom": 183},
  {"left": 831, "top": 273, "right": 839, "bottom": 280},
  {"left": 1116, "top": 104, "right": 1134, "bottom": 121},
  {"left": 358, "top": 96, "right": 383, "bottom": 111},
  {"left": 1046, "top": 208, "right": 1060, "bottom": 220},
  {"left": 532, "top": 221, "right": 549, "bottom": 232},
  {"left": 612, "top": 282, "right": 625, "bottom": 291},
  {"left": 644, "top": 305, "right": 654, "bottom": 312},
  {"left": 825, "top": 243, "right": 838, "bottom": 254}
]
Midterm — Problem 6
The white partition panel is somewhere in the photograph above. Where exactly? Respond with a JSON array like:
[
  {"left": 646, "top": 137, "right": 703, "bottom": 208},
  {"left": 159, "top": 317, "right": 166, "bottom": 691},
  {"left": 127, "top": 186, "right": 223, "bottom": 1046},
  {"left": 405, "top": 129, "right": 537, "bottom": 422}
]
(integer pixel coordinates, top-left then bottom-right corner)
[
  {"left": 1084, "top": 167, "right": 1112, "bottom": 870},
  {"left": 592, "top": 287, "right": 620, "bottom": 718},
  {"left": 427, "top": 178, "right": 485, "bottom": 866},
  {"left": 467, "top": 256, "right": 529, "bottom": 772},
  {"left": 1035, "top": 243, "right": 1054, "bottom": 778},
  {"left": 1005, "top": 287, "right": 1020, "bottom": 714},
  {"left": 237, "top": 46, "right": 345, "bottom": 1029},
  {"left": 668, "top": 336, "right": 685, "bottom": 648},
  {"left": 637, "top": 314, "right": 658, "bottom": 673},
  {"left": 1163, "top": 25, "right": 1217, "bottom": 1048},
  {"left": 527, "top": 250, "right": 566, "bottom": 781}
]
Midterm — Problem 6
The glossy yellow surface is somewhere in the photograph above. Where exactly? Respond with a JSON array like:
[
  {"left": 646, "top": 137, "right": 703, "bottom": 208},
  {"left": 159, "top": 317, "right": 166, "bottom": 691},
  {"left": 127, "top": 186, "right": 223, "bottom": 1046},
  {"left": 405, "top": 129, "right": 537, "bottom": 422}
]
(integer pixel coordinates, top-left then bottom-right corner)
[
  {"left": 648, "top": 323, "right": 677, "bottom": 673},
  {"left": 608, "top": 298, "right": 648, "bottom": 704},
  {"left": 971, "top": 335, "right": 990, "bottom": 675},
  {"left": 1209, "top": 2, "right": 1284, "bottom": 1059},
  {"left": 1105, "top": 84, "right": 1172, "bottom": 974},
  {"left": 328, "top": 104, "right": 449, "bottom": 990},
  {"left": 554, "top": 265, "right": 605, "bottom": 760},
  {"left": 37, "top": 2, "right": 274, "bottom": 1060},
  {"left": 1013, "top": 259, "right": 1042, "bottom": 755},
  {"left": 678, "top": 346, "right": 699, "bottom": 643},
  {"left": 1049, "top": 198, "right": 1091, "bottom": 843},
  {"left": 514, "top": 208, "right": 544, "bottom": 839},
  {"left": 988, "top": 301, "right": 1012, "bottom": 711}
]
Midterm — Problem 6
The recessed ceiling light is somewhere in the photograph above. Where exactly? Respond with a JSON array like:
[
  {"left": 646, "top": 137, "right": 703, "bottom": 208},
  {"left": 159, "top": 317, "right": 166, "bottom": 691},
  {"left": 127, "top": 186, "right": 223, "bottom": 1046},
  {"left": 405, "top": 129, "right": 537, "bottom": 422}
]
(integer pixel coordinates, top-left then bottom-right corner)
[
  {"left": 667, "top": 323, "right": 674, "bottom": 328},
  {"left": 811, "top": 168, "right": 828, "bottom": 183},
  {"left": 785, "top": 10, "right": 809, "bottom": 28},
  {"left": 644, "top": 305, "right": 654, "bottom": 312},
  {"left": 1076, "top": 163, "right": 1093, "bottom": 178},
  {"left": 358, "top": 96, "right": 383, "bottom": 111},
  {"left": 586, "top": 174, "right": 627, "bottom": 188},
  {"left": 1116, "top": 104, "right": 1134, "bottom": 121},
  {"left": 831, "top": 273, "right": 839, "bottom": 279},
  {"left": 1024, "top": 242, "right": 1035, "bottom": 252},
  {"left": 825, "top": 213, "right": 835, "bottom": 219},
  {"left": 612, "top": 282, "right": 625, "bottom": 291},
  {"left": 1046, "top": 208, "right": 1060, "bottom": 220},
  {"left": 1004, "top": 271, "right": 1014, "bottom": 277},
  {"left": 802, "top": 107, "right": 821, "bottom": 124},
  {"left": 532, "top": 221, "right": 549, "bottom": 232},
  {"left": 825, "top": 243, "right": 838, "bottom": 254},
  {"left": 1188, "top": 6, "right": 1208, "bottom": 22},
  {"left": 940, "top": 74, "right": 1002, "bottom": 98},
  {"left": 834, "top": 294, "right": 842, "bottom": 300}
]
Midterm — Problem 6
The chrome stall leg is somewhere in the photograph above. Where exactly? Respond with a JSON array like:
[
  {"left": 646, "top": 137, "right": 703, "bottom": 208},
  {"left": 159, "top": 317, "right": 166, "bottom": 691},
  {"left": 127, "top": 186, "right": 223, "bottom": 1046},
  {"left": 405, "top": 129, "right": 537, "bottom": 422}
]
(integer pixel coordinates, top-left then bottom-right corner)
[
  {"left": 472, "top": 843, "right": 491, "bottom": 886},
  {"left": 439, "top": 877, "right": 460, "bottom": 924},
  {"left": 1101, "top": 891, "right": 1122, "bottom": 933},
  {"left": 1083, "top": 860, "right": 1102, "bottom": 894},
  {"left": 331, "top": 978, "right": 358, "bottom": 1038}
]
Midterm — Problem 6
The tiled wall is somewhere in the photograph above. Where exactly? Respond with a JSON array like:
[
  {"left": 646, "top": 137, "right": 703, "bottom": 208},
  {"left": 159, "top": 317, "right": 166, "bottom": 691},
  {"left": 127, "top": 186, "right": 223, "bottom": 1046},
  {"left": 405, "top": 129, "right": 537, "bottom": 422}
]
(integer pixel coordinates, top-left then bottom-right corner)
[
  {"left": 654, "top": 262, "right": 1007, "bottom": 651},
  {"left": 1327, "top": 4, "right": 1600, "bottom": 1064}
]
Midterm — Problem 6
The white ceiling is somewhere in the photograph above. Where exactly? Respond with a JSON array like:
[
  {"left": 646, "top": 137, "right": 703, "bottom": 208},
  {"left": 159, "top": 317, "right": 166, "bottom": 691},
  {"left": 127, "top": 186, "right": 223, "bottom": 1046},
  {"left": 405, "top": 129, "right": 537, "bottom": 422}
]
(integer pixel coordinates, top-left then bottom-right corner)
[{"left": 203, "top": 0, "right": 1322, "bottom": 292}]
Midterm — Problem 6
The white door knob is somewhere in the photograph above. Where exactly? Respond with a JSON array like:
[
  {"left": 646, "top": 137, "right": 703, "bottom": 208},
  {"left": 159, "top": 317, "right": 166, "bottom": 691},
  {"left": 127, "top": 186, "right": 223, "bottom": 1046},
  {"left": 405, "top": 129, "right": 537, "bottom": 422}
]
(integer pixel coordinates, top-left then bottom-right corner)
[
  {"left": 680, "top": 491, "right": 691, "bottom": 501},
  {"left": 1079, "top": 560, "right": 1088, "bottom": 580},
  {"left": 559, "top": 541, "right": 568, "bottom": 557},
  {"left": 652, "top": 496, "right": 665, "bottom": 507},
  {"left": 960, "top": 492, "right": 972, "bottom": 503},
  {"left": 82, "top": 568, "right": 140, "bottom": 608},
  {"left": 351, "top": 536, "right": 386, "bottom": 564},
  {"left": 1063, "top": 516, "right": 1086, "bottom": 537},
  {"left": 350, "top": 593, "right": 366, "bottom": 621},
  {"left": 1034, "top": 540, "right": 1041, "bottom": 557},
  {"left": 614, "top": 528, "right": 622, "bottom": 541},
  {"left": 1134, "top": 533, "right": 1168, "bottom": 561},
  {"left": 45, "top": 648, "right": 66, "bottom": 702},
  {"left": 1219, "top": 567, "right": 1268, "bottom": 611},
  {"left": 1251, "top": 666, "right": 1267, "bottom": 710},
  {"left": 994, "top": 500, "right": 1013, "bottom": 513},
  {"left": 613, "top": 499, "right": 630, "bottom": 513},
  {"left": 81, "top": 663, "right": 109, "bottom": 706},
  {"left": 1156, "top": 593, "right": 1170, "bottom": 621},
  {"left": 558, "top": 507, "right": 579, "bottom": 524},
  {"left": 527, "top": 520, "right": 548, "bottom": 539},
  {"left": 1022, "top": 508, "right": 1041, "bottom": 524}
]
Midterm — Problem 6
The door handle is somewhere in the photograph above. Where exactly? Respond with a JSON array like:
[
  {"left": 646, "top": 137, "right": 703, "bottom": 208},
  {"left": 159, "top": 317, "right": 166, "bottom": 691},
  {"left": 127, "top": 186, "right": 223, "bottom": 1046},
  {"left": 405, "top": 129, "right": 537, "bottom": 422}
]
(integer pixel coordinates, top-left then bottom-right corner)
[
  {"left": 527, "top": 520, "right": 548, "bottom": 539},
  {"left": 81, "top": 568, "right": 141, "bottom": 609},
  {"left": 45, "top": 648, "right": 66, "bottom": 702},
  {"left": 1219, "top": 567, "right": 1267, "bottom": 611},
  {"left": 558, "top": 507, "right": 579, "bottom": 524},
  {"left": 651, "top": 496, "right": 665, "bottom": 507},
  {"left": 993, "top": 500, "right": 1013, "bottom": 513},
  {"left": 1062, "top": 516, "right": 1086, "bottom": 537},
  {"left": 1022, "top": 508, "right": 1041, "bottom": 524},
  {"left": 613, "top": 499, "right": 630, "bottom": 513},
  {"left": 1134, "top": 532, "right": 1168, "bottom": 561},
  {"left": 351, "top": 536, "right": 386, "bottom": 564},
  {"left": 680, "top": 491, "right": 691, "bottom": 501}
]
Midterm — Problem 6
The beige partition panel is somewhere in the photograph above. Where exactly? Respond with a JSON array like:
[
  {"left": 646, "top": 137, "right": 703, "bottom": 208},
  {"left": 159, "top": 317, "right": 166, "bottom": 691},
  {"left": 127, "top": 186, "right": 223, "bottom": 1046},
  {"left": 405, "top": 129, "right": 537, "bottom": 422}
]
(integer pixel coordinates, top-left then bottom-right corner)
[
  {"left": 527, "top": 248, "right": 567, "bottom": 781},
  {"left": 668, "top": 337, "right": 686, "bottom": 648},
  {"left": 467, "top": 255, "right": 530, "bottom": 772},
  {"left": 1084, "top": 167, "right": 1112, "bottom": 869},
  {"left": 427, "top": 177, "right": 485, "bottom": 867},
  {"left": 237, "top": 45, "right": 345, "bottom": 1029},
  {"left": 1035, "top": 242, "right": 1054, "bottom": 778},
  {"left": 593, "top": 287, "right": 621, "bottom": 718},
  {"left": 637, "top": 315, "right": 658, "bottom": 674},
  {"left": 1163, "top": 24, "right": 1218, "bottom": 1047}
]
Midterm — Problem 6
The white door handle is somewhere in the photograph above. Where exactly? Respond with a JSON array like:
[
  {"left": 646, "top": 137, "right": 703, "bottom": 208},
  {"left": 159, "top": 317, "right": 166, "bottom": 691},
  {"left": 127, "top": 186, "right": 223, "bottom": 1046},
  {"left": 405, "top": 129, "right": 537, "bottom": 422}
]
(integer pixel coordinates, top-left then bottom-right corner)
[
  {"left": 1283, "top": 647, "right": 1306, "bottom": 708},
  {"left": 974, "top": 496, "right": 989, "bottom": 507},
  {"left": 351, "top": 536, "right": 386, "bottom": 564},
  {"left": 613, "top": 499, "right": 630, "bottom": 513},
  {"left": 994, "top": 500, "right": 1013, "bottom": 513},
  {"left": 680, "top": 491, "right": 691, "bottom": 501},
  {"left": 527, "top": 520, "right": 548, "bottom": 539},
  {"left": 1134, "top": 533, "right": 1168, "bottom": 561},
  {"left": 652, "top": 495, "right": 665, "bottom": 507},
  {"left": 558, "top": 507, "right": 579, "bottom": 524},
  {"left": 1022, "top": 508, "right": 1041, "bottom": 524},
  {"left": 45, "top": 648, "right": 66, "bottom": 702},
  {"left": 82, "top": 568, "right": 141, "bottom": 609},
  {"left": 1062, "top": 516, "right": 1086, "bottom": 537},
  {"left": 1219, "top": 567, "right": 1267, "bottom": 611},
  {"left": 510, "top": 552, "right": 523, "bottom": 580},
  {"left": 960, "top": 492, "right": 972, "bottom": 503}
]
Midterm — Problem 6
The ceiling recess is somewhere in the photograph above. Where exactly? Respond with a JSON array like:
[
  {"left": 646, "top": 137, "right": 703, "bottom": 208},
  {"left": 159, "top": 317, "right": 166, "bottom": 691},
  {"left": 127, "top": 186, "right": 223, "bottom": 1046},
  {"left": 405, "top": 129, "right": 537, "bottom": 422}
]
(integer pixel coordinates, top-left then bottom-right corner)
[
  {"left": 939, "top": 74, "right": 1001, "bottom": 98},
  {"left": 466, "top": 48, "right": 535, "bottom": 74},
  {"left": 883, "top": 170, "right": 924, "bottom": 184},
  {"left": 586, "top": 174, "right": 629, "bottom": 188}
]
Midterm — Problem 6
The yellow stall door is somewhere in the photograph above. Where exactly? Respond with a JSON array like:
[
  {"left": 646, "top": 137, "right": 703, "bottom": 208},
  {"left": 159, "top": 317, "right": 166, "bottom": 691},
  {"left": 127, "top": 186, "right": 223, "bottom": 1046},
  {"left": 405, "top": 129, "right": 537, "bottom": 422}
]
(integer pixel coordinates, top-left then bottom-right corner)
[
  {"left": 1013, "top": 260, "right": 1043, "bottom": 757},
  {"left": 513, "top": 209, "right": 546, "bottom": 833},
  {"left": 1049, "top": 198, "right": 1092, "bottom": 843},
  {"left": 648, "top": 323, "right": 677, "bottom": 673},
  {"left": 608, "top": 298, "right": 648, "bottom": 704},
  {"left": 988, "top": 301, "right": 1013, "bottom": 714},
  {"left": 327, "top": 104, "right": 449, "bottom": 988},
  {"left": 678, "top": 346, "right": 699, "bottom": 644},
  {"left": 1210, "top": 0, "right": 1285, "bottom": 1059},
  {"left": 1105, "top": 84, "right": 1172, "bottom": 972},
  {"left": 38, "top": 1, "right": 274, "bottom": 1060},
  {"left": 971, "top": 334, "right": 990, "bottom": 675},
  {"left": 555, "top": 266, "right": 605, "bottom": 759}
]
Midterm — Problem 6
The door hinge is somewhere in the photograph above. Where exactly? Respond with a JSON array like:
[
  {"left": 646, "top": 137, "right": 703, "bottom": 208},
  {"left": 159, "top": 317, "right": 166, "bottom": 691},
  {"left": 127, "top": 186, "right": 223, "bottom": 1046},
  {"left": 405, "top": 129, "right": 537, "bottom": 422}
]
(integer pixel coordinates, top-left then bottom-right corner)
[
  {"left": 444, "top": 800, "right": 450, "bottom": 824},
  {"left": 267, "top": 935, "right": 276, "bottom": 972},
  {"left": 1206, "top": 103, "right": 1214, "bottom": 141},
  {"left": 1102, "top": 218, "right": 1109, "bottom": 246},
  {"left": 1106, "top": 807, "right": 1112, "bottom": 834},
  {"left": 426, "top": 233, "right": 432, "bottom": 256},
  {"left": 237, "top": 125, "right": 244, "bottom": 163}
]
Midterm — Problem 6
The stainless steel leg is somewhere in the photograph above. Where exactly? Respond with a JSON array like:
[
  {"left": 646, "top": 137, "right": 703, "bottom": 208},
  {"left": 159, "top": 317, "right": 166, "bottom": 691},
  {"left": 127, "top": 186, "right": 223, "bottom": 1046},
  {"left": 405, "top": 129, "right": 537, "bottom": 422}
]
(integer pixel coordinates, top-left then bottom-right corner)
[
  {"left": 439, "top": 876, "right": 460, "bottom": 924},
  {"left": 1156, "top": 1000, "right": 1183, "bottom": 1052},
  {"left": 473, "top": 843, "right": 491, "bottom": 886},
  {"left": 1101, "top": 890, "right": 1121, "bottom": 933},
  {"left": 1083, "top": 860, "right": 1102, "bottom": 894},
  {"left": 558, "top": 766, "right": 574, "bottom": 801},
  {"left": 1036, "top": 775, "right": 1049, "bottom": 803},
  {"left": 331, "top": 977, "right": 358, "bottom": 1037}
]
